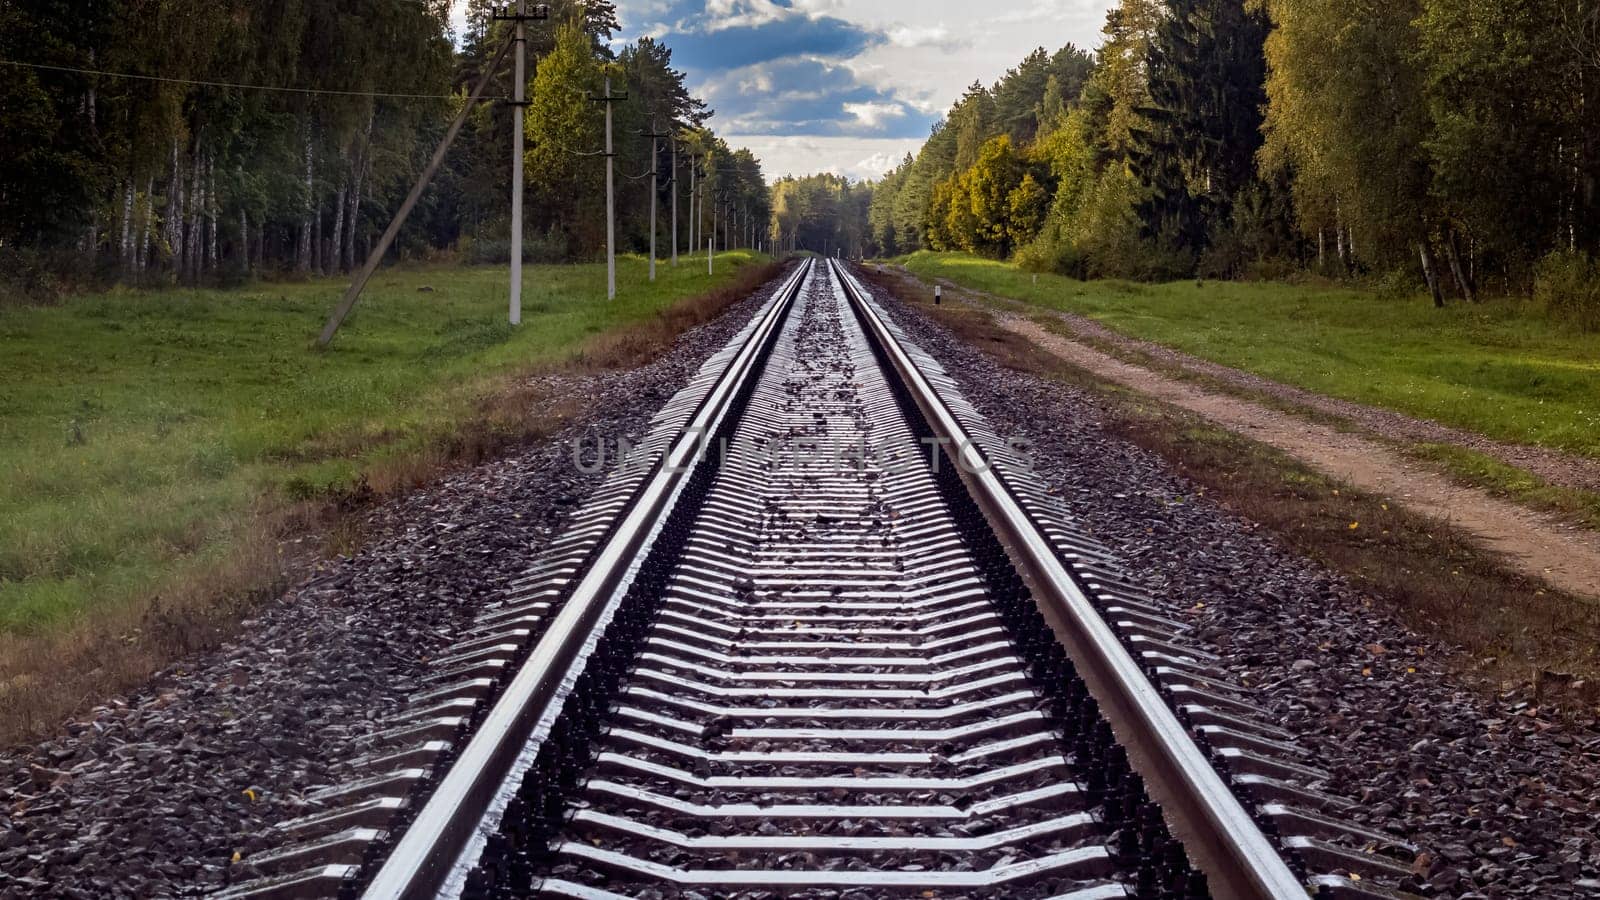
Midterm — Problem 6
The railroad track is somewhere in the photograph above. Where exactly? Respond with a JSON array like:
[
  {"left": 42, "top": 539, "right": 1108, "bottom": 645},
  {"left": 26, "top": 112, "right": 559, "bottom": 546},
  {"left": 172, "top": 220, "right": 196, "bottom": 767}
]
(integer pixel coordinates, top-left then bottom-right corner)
[{"left": 221, "top": 259, "right": 1420, "bottom": 900}]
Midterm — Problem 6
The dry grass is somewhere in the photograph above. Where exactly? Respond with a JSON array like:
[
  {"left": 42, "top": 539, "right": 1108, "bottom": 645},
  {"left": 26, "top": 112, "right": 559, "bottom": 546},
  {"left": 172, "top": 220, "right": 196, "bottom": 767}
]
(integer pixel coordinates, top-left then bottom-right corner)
[
  {"left": 573, "top": 261, "right": 782, "bottom": 370},
  {"left": 0, "top": 260, "right": 784, "bottom": 746},
  {"left": 858, "top": 267, "right": 1600, "bottom": 689}
]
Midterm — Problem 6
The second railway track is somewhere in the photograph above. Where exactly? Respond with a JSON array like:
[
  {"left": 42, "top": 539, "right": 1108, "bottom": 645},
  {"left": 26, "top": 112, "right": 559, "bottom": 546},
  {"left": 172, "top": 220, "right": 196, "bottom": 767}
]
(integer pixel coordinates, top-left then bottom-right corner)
[{"left": 222, "top": 259, "right": 1421, "bottom": 900}]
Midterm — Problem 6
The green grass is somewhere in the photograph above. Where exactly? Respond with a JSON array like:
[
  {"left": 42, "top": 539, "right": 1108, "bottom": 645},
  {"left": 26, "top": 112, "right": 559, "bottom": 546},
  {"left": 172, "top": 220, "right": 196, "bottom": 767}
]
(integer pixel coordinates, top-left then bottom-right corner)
[
  {"left": 899, "top": 251, "right": 1600, "bottom": 459},
  {"left": 1409, "top": 443, "right": 1600, "bottom": 531},
  {"left": 0, "top": 252, "right": 768, "bottom": 634}
]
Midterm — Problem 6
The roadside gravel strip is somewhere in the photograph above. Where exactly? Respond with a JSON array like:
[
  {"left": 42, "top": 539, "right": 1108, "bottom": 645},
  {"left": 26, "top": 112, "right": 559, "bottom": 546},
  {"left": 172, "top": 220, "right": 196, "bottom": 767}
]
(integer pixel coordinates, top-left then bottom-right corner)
[
  {"left": 869, "top": 279, "right": 1600, "bottom": 898},
  {"left": 0, "top": 278, "right": 781, "bottom": 900}
]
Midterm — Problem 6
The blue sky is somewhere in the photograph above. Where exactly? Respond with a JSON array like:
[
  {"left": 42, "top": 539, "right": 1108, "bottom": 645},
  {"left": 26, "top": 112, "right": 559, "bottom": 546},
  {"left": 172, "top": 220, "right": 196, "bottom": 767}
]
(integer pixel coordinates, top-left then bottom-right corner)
[{"left": 455, "top": 1, "right": 1114, "bottom": 180}]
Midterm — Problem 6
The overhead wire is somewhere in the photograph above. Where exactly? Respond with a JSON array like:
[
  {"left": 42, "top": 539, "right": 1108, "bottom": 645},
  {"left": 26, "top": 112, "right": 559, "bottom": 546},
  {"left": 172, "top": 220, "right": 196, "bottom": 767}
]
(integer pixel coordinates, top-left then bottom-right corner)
[{"left": 0, "top": 58, "right": 503, "bottom": 102}]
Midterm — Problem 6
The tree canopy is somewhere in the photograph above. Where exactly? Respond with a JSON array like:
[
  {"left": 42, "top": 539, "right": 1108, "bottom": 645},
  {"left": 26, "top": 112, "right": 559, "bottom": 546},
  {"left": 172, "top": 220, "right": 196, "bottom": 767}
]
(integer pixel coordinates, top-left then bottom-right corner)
[
  {"left": 862, "top": 0, "right": 1599, "bottom": 304},
  {"left": 0, "top": 0, "right": 764, "bottom": 293}
]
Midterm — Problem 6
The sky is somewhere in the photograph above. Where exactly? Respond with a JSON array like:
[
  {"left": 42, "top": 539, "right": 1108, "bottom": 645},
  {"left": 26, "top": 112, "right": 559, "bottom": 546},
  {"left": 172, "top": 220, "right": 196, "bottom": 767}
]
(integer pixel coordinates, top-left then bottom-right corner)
[{"left": 453, "top": 1, "right": 1115, "bottom": 182}]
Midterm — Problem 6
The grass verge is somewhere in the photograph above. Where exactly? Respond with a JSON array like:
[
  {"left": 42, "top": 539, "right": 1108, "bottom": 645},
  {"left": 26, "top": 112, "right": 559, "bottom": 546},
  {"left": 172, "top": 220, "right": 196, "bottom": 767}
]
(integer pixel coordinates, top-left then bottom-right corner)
[
  {"left": 1406, "top": 444, "right": 1600, "bottom": 532},
  {"left": 0, "top": 252, "right": 778, "bottom": 742},
  {"left": 861, "top": 267, "right": 1600, "bottom": 687},
  {"left": 1015, "top": 307, "right": 1600, "bottom": 536},
  {"left": 898, "top": 251, "right": 1600, "bottom": 459}
]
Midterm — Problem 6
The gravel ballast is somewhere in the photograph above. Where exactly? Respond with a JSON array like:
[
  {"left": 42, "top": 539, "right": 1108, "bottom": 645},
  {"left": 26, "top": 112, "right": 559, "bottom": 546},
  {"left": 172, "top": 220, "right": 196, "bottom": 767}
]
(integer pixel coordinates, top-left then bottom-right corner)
[
  {"left": 0, "top": 280, "right": 780, "bottom": 900},
  {"left": 3, "top": 260, "right": 1596, "bottom": 900},
  {"left": 867, "top": 277, "right": 1600, "bottom": 898}
]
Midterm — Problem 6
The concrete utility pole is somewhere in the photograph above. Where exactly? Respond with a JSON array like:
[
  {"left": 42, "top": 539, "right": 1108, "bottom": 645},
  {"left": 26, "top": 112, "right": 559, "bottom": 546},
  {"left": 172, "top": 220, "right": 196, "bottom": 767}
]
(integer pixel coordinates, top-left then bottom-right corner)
[
  {"left": 508, "top": 3, "right": 527, "bottom": 324},
  {"left": 644, "top": 121, "right": 669, "bottom": 282},
  {"left": 592, "top": 76, "right": 626, "bottom": 299},
  {"left": 605, "top": 78, "right": 616, "bottom": 299},
  {"left": 649, "top": 131, "right": 658, "bottom": 281},
  {"left": 500, "top": 3, "right": 548, "bottom": 325},
  {"left": 687, "top": 160, "right": 696, "bottom": 260},
  {"left": 669, "top": 134, "right": 679, "bottom": 267}
]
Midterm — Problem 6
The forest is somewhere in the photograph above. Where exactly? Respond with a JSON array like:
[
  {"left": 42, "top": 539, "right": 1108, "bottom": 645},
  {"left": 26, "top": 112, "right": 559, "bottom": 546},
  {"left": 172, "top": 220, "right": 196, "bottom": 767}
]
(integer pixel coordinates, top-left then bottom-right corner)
[
  {"left": 859, "top": 0, "right": 1600, "bottom": 326},
  {"left": 0, "top": 0, "right": 771, "bottom": 298}
]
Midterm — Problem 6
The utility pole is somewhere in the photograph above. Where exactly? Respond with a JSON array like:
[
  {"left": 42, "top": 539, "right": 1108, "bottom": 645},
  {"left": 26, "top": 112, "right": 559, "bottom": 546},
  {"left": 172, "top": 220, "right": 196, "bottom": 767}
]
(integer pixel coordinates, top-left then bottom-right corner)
[
  {"left": 644, "top": 121, "right": 669, "bottom": 282},
  {"left": 669, "top": 133, "right": 678, "bottom": 267},
  {"left": 591, "top": 76, "right": 626, "bottom": 300},
  {"left": 503, "top": 3, "right": 549, "bottom": 325},
  {"left": 695, "top": 163, "right": 703, "bottom": 260}
]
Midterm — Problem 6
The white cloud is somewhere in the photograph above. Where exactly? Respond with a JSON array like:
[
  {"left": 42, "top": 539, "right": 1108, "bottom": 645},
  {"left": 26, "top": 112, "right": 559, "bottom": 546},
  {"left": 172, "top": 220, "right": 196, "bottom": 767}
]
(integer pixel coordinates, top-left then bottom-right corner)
[
  {"left": 702, "top": 0, "right": 796, "bottom": 31},
  {"left": 610, "top": 2, "right": 1118, "bottom": 173},
  {"left": 724, "top": 134, "right": 924, "bottom": 181},
  {"left": 842, "top": 101, "right": 907, "bottom": 129},
  {"left": 884, "top": 25, "right": 966, "bottom": 50}
]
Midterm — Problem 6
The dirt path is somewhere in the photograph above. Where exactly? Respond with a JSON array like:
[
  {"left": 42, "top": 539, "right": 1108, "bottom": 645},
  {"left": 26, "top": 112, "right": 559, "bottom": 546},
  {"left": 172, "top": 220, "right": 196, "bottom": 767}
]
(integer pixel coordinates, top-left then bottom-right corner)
[
  {"left": 916, "top": 273, "right": 1600, "bottom": 494},
  {"left": 995, "top": 312, "right": 1600, "bottom": 602}
]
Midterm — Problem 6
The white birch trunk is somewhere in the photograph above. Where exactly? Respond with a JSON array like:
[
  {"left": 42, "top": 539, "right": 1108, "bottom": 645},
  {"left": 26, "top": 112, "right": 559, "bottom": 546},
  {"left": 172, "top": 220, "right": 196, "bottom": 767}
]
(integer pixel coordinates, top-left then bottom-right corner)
[
  {"left": 344, "top": 113, "right": 372, "bottom": 273},
  {"left": 344, "top": 169, "right": 362, "bottom": 273},
  {"left": 297, "top": 130, "right": 314, "bottom": 272},
  {"left": 120, "top": 180, "right": 135, "bottom": 273},
  {"left": 165, "top": 142, "right": 180, "bottom": 273},
  {"left": 330, "top": 185, "right": 347, "bottom": 274},
  {"left": 187, "top": 148, "right": 203, "bottom": 280},
  {"left": 207, "top": 154, "right": 219, "bottom": 270},
  {"left": 175, "top": 170, "right": 187, "bottom": 278},
  {"left": 137, "top": 177, "right": 153, "bottom": 274}
]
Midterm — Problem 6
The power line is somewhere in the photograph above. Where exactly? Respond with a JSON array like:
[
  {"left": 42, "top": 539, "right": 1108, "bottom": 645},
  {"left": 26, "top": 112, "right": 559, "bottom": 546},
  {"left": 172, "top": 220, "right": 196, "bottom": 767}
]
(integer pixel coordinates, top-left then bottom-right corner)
[{"left": 0, "top": 58, "right": 498, "bottom": 102}]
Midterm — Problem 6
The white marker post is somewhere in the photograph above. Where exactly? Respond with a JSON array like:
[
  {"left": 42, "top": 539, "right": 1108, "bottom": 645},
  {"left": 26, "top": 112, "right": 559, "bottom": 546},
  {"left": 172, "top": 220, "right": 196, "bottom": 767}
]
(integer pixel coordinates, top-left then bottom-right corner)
[{"left": 935, "top": 285, "right": 942, "bottom": 305}]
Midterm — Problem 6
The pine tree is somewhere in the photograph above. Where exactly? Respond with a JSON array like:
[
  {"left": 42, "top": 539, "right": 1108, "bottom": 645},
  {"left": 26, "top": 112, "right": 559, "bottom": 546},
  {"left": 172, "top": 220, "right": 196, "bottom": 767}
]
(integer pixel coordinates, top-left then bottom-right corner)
[{"left": 1132, "top": 0, "right": 1274, "bottom": 262}]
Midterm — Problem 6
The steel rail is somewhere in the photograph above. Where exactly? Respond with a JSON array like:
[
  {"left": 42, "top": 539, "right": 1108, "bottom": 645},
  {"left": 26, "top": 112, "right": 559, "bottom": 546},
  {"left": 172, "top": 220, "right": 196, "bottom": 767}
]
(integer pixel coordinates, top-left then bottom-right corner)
[
  {"left": 828, "top": 258, "right": 1308, "bottom": 900},
  {"left": 359, "top": 259, "right": 812, "bottom": 900}
]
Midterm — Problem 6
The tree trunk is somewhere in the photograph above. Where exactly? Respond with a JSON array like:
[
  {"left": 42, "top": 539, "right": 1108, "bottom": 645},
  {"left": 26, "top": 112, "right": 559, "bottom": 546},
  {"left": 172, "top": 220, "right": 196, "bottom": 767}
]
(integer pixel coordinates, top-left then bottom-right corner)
[
  {"left": 84, "top": 216, "right": 98, "bottom": 266},
  {"left": 344, "top": 168, "right": 362, "bottom": 273},
  {"left": 187, "top": 149, "right": 204, "bottom": 281},
  {"left": 345, "top": 112, "right": 373, "bottom": 273},
  {"left": 1444, "top": 229, "right": 1477, "bottom": 303},
  {"left": 175, "top": 167, "right": 187, "bottom": 279},
  {"left": 137, "top": 176, "right": 153, "bottom": 275},
  {"left": 330, "top": 185, "right": 347, "bottom": 275},
  {"left": 119, "top": 180, "right": 135, "bottom": 275},
  {"left": 239, "top": 209, "right": 250, "bottom": 274},
  {"left": 313, "top": 200, "right": 325, "bottom": 275},
  {"left": 1579, "top": 62, "right": 1600, "bottom": 255},
  {"left": 207, "top": 154, "right": 219, "bottom": 270},
  {"left": 297, "top": 131, "right": 314, "bottom": 273},
  {"left": 1418, "top": 241, "right": 1444, "bottom": 308},
  {"left": 166, "top": 142, "right": 182, "bottom": 276}
]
